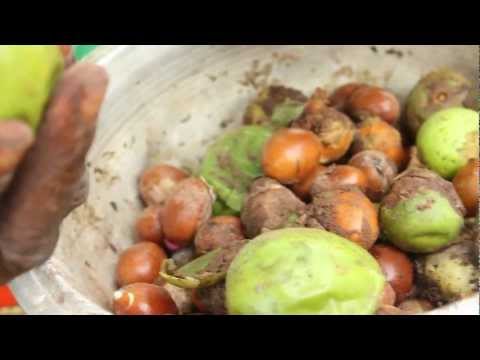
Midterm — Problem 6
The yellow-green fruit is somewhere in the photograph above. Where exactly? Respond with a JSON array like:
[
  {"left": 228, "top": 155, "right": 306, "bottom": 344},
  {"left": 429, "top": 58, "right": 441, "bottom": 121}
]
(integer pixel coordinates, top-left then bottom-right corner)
[
  {"left": 0, "top": 45, "right": 64, "bottom": 130},
  {"left": 417, "top": 108, "right": 479, "bottom": 179},
  {"left": 226, "top": 228, "right": 386, "bottom": 315}
]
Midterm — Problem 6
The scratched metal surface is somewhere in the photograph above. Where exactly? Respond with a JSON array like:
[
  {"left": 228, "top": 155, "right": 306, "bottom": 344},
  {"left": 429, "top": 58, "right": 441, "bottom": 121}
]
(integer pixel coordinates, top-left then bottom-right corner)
[{"left": 11, "top": 45, "right": 479, "bottom": 315}]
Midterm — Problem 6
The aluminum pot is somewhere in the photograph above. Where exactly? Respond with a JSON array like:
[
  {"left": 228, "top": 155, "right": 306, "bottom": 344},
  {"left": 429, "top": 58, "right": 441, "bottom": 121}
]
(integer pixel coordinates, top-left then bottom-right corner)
[{"left": 11, "top": 45, "right": 479, "bottom": 315}]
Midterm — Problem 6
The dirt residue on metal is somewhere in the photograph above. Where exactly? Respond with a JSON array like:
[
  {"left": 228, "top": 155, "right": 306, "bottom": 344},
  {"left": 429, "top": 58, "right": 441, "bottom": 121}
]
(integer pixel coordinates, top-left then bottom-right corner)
[
  {"left": 386, "top": 48, "right": 404, "bottom": 59},
  {"left": 93, "top": 167, "right": 120, "bottom": 186},
  {"left": 333, "top": 66, "right": 354, "bottom": 79},
  {"left": 382, "top": 168, "right": 466, "bottom": 216},
  {"left": 239, "top": 60, "right": 273, "bottom": 90}
]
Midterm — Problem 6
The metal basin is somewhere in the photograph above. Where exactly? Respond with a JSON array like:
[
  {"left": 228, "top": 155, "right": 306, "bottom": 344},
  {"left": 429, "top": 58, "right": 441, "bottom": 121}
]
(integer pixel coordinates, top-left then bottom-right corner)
[{"left": 11, "top": 45, "right": 479, "bottom": 315}]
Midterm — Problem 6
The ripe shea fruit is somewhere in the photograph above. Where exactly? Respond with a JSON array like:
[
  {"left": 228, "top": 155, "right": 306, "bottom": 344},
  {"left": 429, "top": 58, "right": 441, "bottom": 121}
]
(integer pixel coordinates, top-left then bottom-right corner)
[
  {"left": 200, "top": 126, "right": 274, "bottom": 214},
  {"left": 416, "top": 108, "right": 479, "bottom": 179},
  {"left": 0, "top": 45, "right": 64, "bottom": 130},
  {"left": 406, "top": 69, "right": 471, "bottom": 137},
  {"left": 226, "top": 228, "right": 386, "bottom": 315},
  {"left": 380, "top": 169, "right": 465, "bottom": 254}
]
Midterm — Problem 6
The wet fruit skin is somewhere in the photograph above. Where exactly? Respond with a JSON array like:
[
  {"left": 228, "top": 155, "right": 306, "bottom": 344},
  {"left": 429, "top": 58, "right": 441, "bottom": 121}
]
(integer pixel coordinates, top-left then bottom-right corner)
[
  {"left": 194, "top": 216, "right": 245, "bottom": 255},
  {"left": 330, "top": 83, "right": 366, "bottom": 111},
  {"left": 416, "top": 108, "right": 479, "bottom": 179},
  {"left": 113, "top": 283, "right": 178, "bottom": 315},
  {"left": 116, "top": 243, "right": 167, "bottom": 287},
  {"left": 349, "top": 150, "right": 398, "bottom": 202},
  {"left": 308, "top": 189, "right": 379, "bottom": 250},
  {"left": 371, "top": 244, "right": 414, "bottom": 302},
  {"left": 139, "top": 164, "right": 189, "bottom": 206},
  {"left": 162, "top": 178, "right": 214, "bottom": 248},
  {"left": 380, "top": 169, "right": 465, "bottom": 254},
  {"left": 347, "top": 86, "right": 401, "bottom": 125},
  {"left": 0, "top": 45, "right": 65, "bottom": 130},
  {"left": 226, "top": 228, "right": 386, "bottom": 315},
  {"left": 309, "top": 165, "right": 368, "bottom": 197},
  {"left": 406, "top": 69, "right": 471, "bottom": 137},
  {"left": 136, "top": 206, "right": 164, "bottom": 244},
  {"left": 262, "top": 128, "right": 322, "bottom": 185},
  {"left": 453, "top": 159, "right": 479, "bottom": 217}
]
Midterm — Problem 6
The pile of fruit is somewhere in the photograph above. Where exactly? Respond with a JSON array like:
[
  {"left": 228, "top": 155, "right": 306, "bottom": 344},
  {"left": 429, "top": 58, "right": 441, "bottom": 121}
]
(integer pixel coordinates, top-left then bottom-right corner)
[{"left": 113, "top": 69, "right": 479, "bottom": 315}]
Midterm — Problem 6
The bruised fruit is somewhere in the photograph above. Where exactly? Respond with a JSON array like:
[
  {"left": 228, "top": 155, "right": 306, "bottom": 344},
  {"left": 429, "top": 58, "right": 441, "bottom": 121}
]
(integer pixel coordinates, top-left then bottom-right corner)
[
  {"left": 307, "top": 189, "right": 379, "bottom": 249},
  {"left": 162, "top": 178, "right": 214, "bottom": 248},
  {"left": 136, "top": 206, "right": 164, "bottom": 244},
  {"left": 139, "top": 164, "right": 188, "bottom": 206},
  {"left": 116, "top": 242, "right": 167, "bottom": 287},
  {"left": 371, "top": 244, "right": 414, "bottom": 302},
  {"left": 353, "top": 117, "right": 407, "bottom": 169},
  {"left": 309, "top": 165, "right": 368, "bottom": 196},
  {"left": 241, "top": 178, "right": 307, "bottom": 239},
  {"left": 200, "top": 126, "right": 273, "bottom": 214},
  {"left": 347, "top": 86, "right": 401, "bottom": 125},
  {"left": 380, "top": 168, "right": 465, "bottom": 254},
  {"left": 453, "top": 159, "right": 479, "bottom": 217},
  {"left": 406, "top": 69, "right": 471, "bottom": 137},
  {"left": 243, "top": 86, "right": 307, "bottom": 128},
  {"left": 195, "top": 216, "right": 244, "bottom": 255},
  {"left": 417, "top": 108, "right": 479, "bottom": 179},
  {"left": 415, "top": 240, "right": 478, "bottom": 305},
  {"left": 113, "top": 283, "right": 178, "bottom": 315},
  {"left": 0, "top": 45, "right": 64, "bottom": 130},
  {"left": 292, "top": 106, "right": 355, "bottom": 164},
  {"left": 349, "top": 150, "right": 398, "bottom": 202},
  {"left": 226, "top": 228, "right": 386, "bottom": 315},
  {"left": 262, "top": 128, "right": 322, "bottom": 184}
]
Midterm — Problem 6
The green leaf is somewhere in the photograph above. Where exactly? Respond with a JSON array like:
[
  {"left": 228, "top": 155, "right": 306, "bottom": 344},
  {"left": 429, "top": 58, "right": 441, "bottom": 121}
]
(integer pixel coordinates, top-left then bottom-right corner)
[{"left": 271, "top": 101, "right": 305, "bottom": 127}]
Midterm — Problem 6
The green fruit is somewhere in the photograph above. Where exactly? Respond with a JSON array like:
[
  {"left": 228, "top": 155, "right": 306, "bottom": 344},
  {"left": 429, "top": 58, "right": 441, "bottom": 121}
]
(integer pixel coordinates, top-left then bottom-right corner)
[
  {"left": 380, "top": 169, "right": 465, "bottom": 254},
  {"left": 417, "top": 108, "right": 479, "bottom": 179},
  {"left": 0, "top": 45, "right": 64, "bottom": 130},
  {"left": 226, "top": 228, "right": 386, "bottom": 315},
  {"left": 406, "top": 69, "right": 471, "bottom": 137},
  {"left": 200, "top": 126, "right": 273, "bottom": 214}
]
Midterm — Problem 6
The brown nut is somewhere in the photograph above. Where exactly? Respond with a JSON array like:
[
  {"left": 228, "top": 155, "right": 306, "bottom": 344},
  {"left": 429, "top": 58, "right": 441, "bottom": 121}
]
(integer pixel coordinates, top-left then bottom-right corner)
[
  {"left": 329, "top": 83, "right": 366, "bottom": 111},
  {"left": 139, "top": 164, "right": 189, "bottom": 206},
  {"left": 307, "top": 189, "right": 379, "bottom": 249},
  {"left": 453, "top": 159, "right": 479, "bottom": 217},
  {"left": 195, "top": 216, "right": 245, "bottom": 255},
  {"left": 135, "top": 206, "right": 164, "bottom": 244},
  {"left": 349, "top": 150, "right": 398, "bottom": 202},
  {"left": 292, "top": 107, "right": 356, "bottom": 164},
  {"left": 113, "top": 283, "right": 178, "bottom": 315},
  {"left": 162, "top": 178, "right": 214, "bottom": 248},
  {"left": 241, "top": 178, "right": 307, "bottom": 239},
  {"left": 291, "top": 165, "right": 327, "bottom": 200},
  {"left": 371, "top": 244, "right": 414, "bottom": 303},
  {"left": 262, "top": 128, "right": 322, "bottom": 184},
  {"left": 116, "top": 242, "right": 167, "bottom": 287},
  {"left": 353, "top": 117, "right": 407, "bottom": 169},
  {"left": 310, "top": 165, "right": 368, "bottom": 197},
  {"left": 347, "top": 86, "right": 401, "bottom": 125}
]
